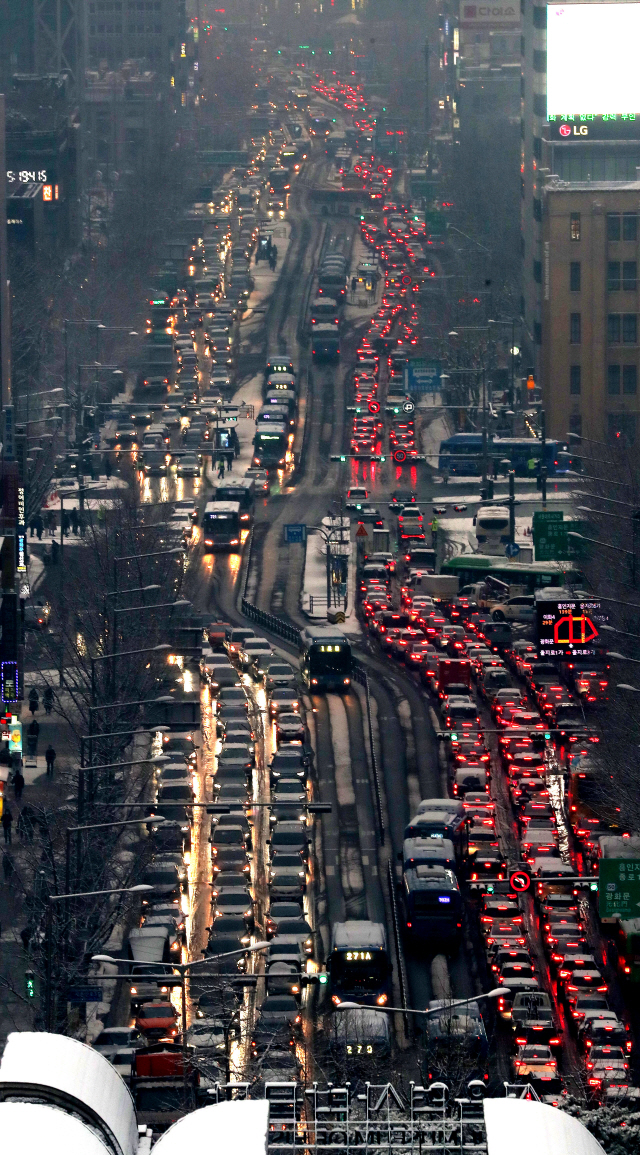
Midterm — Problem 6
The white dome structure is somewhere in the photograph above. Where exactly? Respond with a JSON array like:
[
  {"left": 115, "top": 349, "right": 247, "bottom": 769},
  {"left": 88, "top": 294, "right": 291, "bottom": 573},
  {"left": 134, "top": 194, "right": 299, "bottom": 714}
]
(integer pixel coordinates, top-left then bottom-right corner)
[{"left": 484, "top": 1098, "right": 607, "bottom": 1155}]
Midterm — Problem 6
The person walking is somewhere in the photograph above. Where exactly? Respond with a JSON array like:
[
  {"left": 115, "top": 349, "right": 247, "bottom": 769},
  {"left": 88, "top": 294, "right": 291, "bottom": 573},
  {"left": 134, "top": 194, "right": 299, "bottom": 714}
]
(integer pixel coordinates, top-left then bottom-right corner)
[
  {"left": 70, "top": 507, "right": 79, "bottom": 535},
  {"left": 61, "top": 510, "right": 70, "bottom": 536},
  {"left": 13, "top": 768, "right": 24, "bottom": 802},
  {"left": 104, "top": 454, "right": 112, "bottom": 480},
  {"left": 441, "top": 467, "right": 450, "bottom": 486},
  {"left": 43, "top": 686, "right": 54, "bottom": 715},
  {"left": 28, "top": 688, "right": 39, "bottom": 716},
  {"left": 35, "top": 514, "right": 44, "bottom": 540},
  {"left": 45, "top": 744, "right": 56, "bottom": 777},
  {"left": 217, "top": 458, "right": 225, "bottom": 479},
  {"left": 225, "top": 450, "right": 233, "bottom": 472},
  {"left": 50, "top": 539, "right": 59, "bottom": 565},
  {"left": 2, "top": 806, "right": 13, "bottom": 844},
  {"left": 2, "top": 852, "right": 14, "bottom": 882}
]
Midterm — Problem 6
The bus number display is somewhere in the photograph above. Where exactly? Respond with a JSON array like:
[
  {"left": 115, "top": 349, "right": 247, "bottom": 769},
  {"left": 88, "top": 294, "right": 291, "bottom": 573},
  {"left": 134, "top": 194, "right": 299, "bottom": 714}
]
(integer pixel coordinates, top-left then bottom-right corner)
[
  {"left": 345, "top": 951, "right": 373, "bottom": 961},
  {"left": 319, "top": 645, "right": 344, "bottom": 652},
  {"left": 346, "top": 1044, "right": 374, "bottom": 1054}
]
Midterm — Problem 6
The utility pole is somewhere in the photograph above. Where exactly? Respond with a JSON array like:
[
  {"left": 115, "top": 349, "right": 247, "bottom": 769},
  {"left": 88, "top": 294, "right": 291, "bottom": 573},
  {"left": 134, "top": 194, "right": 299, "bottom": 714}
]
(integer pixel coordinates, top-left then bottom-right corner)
[
  {"left": 481, "top": 368, "right": 488, "bottom": 491},
  {"left": 539, "top": 407, "right": 547, "bottom": 508},
  {"left": 424, "top": 38, "right": 431, "bottom": 173},
  {"left": 508, "top": 470, "right": 516, "bottom": 545}
]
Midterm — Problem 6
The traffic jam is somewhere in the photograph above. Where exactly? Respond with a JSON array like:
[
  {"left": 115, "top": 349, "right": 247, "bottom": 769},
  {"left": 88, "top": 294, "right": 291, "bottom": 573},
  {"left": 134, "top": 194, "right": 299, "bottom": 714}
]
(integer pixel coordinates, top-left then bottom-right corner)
[{"left": 356, "top": 539, "right": 638, "bottom": 1103}]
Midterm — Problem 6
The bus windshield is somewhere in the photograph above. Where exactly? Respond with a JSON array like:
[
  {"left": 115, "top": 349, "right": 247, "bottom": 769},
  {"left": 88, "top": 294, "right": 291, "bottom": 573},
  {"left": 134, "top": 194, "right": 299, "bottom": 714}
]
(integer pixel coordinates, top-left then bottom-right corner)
[
  {"left": 310, "top": 644, "right": 350, "bottom": 672},
  {"left": 330, "top": 950, "right": 390, "bottom": 994}
]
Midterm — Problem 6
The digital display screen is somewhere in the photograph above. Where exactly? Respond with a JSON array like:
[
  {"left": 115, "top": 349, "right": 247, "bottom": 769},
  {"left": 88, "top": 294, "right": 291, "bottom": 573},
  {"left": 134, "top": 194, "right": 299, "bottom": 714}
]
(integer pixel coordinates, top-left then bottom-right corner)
[
  {"left": 319, "top": 645, "right": 345, "bottom": 653},
  {"left": 536, "top": 598, "right": 608, "bottom": 658},
  {"left": 547, "top": 4, "right": 640, "bottom": 117},
  {"left": 438, "top": 896, "right": 451, "bottom": 903},
  {"left": 344, "top": 951, "right": 373, "bottom": 961},
  {"left": 346, "top": 1044, "right": 374, "bottom": 1054}
]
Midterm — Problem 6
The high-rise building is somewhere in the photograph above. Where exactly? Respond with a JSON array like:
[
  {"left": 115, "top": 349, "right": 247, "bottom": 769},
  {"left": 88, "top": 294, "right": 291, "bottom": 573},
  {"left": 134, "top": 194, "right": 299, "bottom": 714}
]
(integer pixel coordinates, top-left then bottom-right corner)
[
  {"left": 521, "top": 0, "right": 640, "bottom": 384},
  {"left": 541, "top": 180, "right": 640, "bottom": 445},
  {"left": 86, "top": 0, "right": 184, "bottom": 84}
]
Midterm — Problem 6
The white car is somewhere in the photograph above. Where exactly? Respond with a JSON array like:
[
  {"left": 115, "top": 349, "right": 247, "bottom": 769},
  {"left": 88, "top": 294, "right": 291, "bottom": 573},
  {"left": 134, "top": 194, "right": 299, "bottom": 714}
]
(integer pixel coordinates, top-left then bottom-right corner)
[
  {"left": 238, "top": 637, "right": 273, "bottom": 675},
  {"left": 490, "top": 596, "right": 535, "bottom": 623},
  {"left": 186, "top": 1018, "right": 226, "bottom": 1052},
  {"left": 175, "top": 454, "right": 200, "bottom": 477}
]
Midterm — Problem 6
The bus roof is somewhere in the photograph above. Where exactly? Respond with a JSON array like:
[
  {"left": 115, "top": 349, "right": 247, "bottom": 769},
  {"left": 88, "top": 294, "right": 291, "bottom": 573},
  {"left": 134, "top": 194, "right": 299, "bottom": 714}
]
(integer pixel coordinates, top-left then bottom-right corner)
[
  {"left": 254, "top": 424, "right": 288, "bottom": 435},
  {"left": 443, "top": 555, "right": 578, "bottom": 575},
  {"left": 213, "top": 478, "right": 254, "bottom": 493},
  {"left": 331, "top": 920, "right": 386, "bottom": 951},
  {"left": 204, "top": 501, "right": 241, "bottom": 513},
  {"left": 301, "top": 626, "right": 348, "bottom": 645}
]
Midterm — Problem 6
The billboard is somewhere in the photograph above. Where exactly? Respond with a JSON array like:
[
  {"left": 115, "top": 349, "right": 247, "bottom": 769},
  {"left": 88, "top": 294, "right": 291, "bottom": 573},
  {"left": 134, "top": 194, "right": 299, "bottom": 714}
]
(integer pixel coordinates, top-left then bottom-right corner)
[
  {"left": 460, "top": 2, "right": 520, "bottom": 23},
  {"left": 547, "top": 3, "right": 640, "bottom": 119},
  {"left": 536, "top": 596, "right": 608, "bottom": 659}
]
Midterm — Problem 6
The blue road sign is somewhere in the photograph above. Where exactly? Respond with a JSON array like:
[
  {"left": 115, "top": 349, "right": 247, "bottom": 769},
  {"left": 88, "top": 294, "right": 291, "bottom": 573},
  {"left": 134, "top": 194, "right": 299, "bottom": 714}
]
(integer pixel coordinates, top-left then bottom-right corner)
[
  {"left": 68, "top": 986, "right": 103, "bottom": 1004},
  {"left": 284, "top": 524, "right": 307, "bottom": 544},
  {"left": 405, "top": 359, "right": 441, "bottom": 394},
  {"left": 505, "top": 542, "right": 520, "bottom": 558}
]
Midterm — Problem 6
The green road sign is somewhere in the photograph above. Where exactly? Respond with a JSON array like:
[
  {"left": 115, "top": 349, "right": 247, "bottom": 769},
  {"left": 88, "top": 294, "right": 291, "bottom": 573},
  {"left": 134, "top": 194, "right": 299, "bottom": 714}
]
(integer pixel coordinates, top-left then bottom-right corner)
[
  {"left": 533, "top": 510, "right": 567, "bottom": 561},
  {"left": 599, "top": 858, "right": 640, "bottom": 920}
]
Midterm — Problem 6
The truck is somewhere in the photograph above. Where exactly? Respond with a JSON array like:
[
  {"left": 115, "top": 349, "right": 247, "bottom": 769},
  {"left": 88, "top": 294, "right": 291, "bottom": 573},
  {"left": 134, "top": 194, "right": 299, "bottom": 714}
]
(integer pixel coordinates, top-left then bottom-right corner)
[
  {"left": 133, "top": 1044, "right": 199, "bottom": 1131},
  {"left": 417, "top": 574, "right": 459, "bottom": 603},
  {"left": 128, "top": 926, "right": 173, "bottom": 1008},
  {"left": 436, "top": 657, "right": 471, "bottom": 698}
]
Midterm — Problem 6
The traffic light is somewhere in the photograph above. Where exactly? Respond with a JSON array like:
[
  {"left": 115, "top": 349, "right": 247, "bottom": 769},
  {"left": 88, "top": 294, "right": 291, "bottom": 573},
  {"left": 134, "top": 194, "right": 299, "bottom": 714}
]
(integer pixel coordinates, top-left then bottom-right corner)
[
  {"left": 25, "top": 970, "right": 35, "bottom": 998},
  {"left": 318, "top": 972, "right": 328, "bottom": 985}
]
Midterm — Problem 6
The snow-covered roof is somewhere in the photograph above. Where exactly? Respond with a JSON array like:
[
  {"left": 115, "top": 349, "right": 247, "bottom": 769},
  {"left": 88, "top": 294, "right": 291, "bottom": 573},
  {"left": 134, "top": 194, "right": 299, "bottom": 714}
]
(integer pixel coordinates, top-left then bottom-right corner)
[
  {"left": 332, "top": 921, "right": 386, "bottom": 950},
  {"left": 0, "top": 1100, "right": 111, "bottom": 1155},
  {"left": 0, "top": 1033, "right": 137, "bottom": 1155},
  {"left": 484, "top": 1099, "right": 606, "bottom": 1155},
  {"left": 152, "top": 1100, "right": 269, "bottom": 1155}
]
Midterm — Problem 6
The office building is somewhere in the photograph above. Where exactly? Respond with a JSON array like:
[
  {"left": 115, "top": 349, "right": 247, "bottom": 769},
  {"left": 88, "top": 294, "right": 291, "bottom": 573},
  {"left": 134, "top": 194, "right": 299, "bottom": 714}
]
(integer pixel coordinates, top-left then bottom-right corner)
[
  {"left": 86, "top": 0, "right": 185, "bottom": 85},
  {"left": 541, "top": 179, "right": 640, "bottom": 444}
]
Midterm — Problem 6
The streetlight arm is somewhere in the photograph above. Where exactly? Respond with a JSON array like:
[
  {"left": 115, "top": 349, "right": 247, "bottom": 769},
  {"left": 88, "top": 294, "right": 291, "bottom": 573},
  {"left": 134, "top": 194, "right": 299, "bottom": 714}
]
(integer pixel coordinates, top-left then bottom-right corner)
[
  {"left": 92, "top": 942, "right": 269, "bottom": 967},
  {"left": 335, "top": 989, "right": 508, "bottom": 1016},
  {"left": 51, "top": 883, "right": 154, "bottom": 901}
]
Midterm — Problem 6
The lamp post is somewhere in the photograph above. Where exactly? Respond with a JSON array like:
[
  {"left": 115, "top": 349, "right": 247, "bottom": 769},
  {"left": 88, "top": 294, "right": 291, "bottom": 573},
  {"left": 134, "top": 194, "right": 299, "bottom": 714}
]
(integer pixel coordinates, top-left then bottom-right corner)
[
  {"left": 45, "top": 883, "right": 153, "bottom": 1031},
  {"left": 334, "top": 987, "right": 509, "bottom": 1017},
  {"left": 110, "top": 599, "right": 190, "bottom": 694},
  {"left": 90, "top": 641, "right": 171, "bottom": 706},
  {"left": 112, "top": 547, "right": 184, "bottom": 593},
  {"left": 74, "top": 753, "right": 167, "bottom": 822},
  {"left": 488, "top": 318, "right": 518, "bottom": 409},
  {"left": 65, "top": 815, "right": 163, "bottom": 902}
]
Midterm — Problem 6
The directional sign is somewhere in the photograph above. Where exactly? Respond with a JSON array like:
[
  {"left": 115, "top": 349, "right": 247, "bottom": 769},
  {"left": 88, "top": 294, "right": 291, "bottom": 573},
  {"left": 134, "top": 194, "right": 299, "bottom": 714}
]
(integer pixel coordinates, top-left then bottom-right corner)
[
  {"left": 404, "top": 358, "right": 441, "bottom": 394},
  {"left": 402, "top": 400, "right": 415, "bottom": 414},
  {"left": 532, "top": 510, "right": 566, "bottom": 561},
  {"left": 393, "top": 449, "right": 407, "bottom": 464},
  {"left": 368, "top": 400, "right": 381, "bottom": 415},
  {"left": 355, "top": 523, "right": 369, "bottom": 538},
  {"left": 599, "top": 858, "right": 640, "bottom": 920},
  {"left": 68, "top": 986, "right": 103, "bottom": 1005},
  {"left": 284, "top": 524, "right": 307, "bottom": 544},
  {"left": 509, "top": 869, "right": 531, "bottom": 893},
  {"left": 505, "top": 542, "right": 520, "bottom": 558},
  {"left": 536, "top": 596, "right": 608, "bottom": 659}
]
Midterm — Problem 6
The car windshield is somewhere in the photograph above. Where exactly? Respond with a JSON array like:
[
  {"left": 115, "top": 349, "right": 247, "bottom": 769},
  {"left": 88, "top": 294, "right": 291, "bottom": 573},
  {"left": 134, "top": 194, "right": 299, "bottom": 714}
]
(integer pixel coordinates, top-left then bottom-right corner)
[
  {"left": 269, "top": 665, "right": 293, "bottom": 675},
  {"left": 140, "top": 1006, "right": 175, "bottom": 1018}
]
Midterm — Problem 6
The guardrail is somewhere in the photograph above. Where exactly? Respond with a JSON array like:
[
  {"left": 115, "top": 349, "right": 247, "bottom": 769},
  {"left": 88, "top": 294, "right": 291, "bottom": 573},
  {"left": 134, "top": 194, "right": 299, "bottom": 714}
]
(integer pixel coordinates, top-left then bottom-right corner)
[
  {"left": 241, "top": 597, "right": 302, "bottom": 646},
  {"left": 352, "top": 661, "right": 385, "bottom": 846},
  {"left": 387, "top": 858, "right": 411, "bottom": 1032}
]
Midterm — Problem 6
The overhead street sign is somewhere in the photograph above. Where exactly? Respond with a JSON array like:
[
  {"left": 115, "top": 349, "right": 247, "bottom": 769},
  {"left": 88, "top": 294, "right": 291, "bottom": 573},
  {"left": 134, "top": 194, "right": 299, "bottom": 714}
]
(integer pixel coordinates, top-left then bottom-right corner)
[
  {"left": 284, "top": 524, "right": 307, "bottom": 544},
  {"left": 402, "top": 401, "right": 415, "bottom": 414},
  {"left": 404, "top": 358, "right": 442, "bottom": 394},
  {"left": 393, "top": 449, "right": 407, "bottom": 464},
  {"left": 368, "top": 400, "right": 381, "bottom": 414},
  {"left": 505, "top": 542, "right": 520, "bottom": 558},
  {"left": 68, "top": 986, "right": 103, "bottom": 1004},
  {"left": 599, "top": 858, "right": 640, "bottom": 920},
  {"left": 532, "top": 509, "right": 567, "bottom": 561}
]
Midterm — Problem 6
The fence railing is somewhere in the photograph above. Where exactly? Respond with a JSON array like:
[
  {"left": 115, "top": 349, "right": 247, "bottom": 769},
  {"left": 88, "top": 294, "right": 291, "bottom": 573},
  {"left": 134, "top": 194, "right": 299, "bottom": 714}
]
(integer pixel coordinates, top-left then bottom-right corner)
[{"left": 241, "top": 597, "right": 302, "bottom": 646}]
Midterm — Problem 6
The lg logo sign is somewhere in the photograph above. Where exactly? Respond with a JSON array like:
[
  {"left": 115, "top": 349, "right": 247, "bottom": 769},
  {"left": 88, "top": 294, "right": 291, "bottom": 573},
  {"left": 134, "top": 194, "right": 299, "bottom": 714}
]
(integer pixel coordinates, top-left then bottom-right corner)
[{"left": 559, "top": 123, "right": 588, "bottom": 136}]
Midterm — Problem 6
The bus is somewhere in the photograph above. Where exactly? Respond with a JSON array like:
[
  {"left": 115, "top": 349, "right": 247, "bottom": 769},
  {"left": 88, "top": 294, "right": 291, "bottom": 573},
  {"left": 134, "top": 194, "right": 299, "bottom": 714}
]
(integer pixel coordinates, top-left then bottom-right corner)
[
  {"left": 441, "top": 555, "right": 582, "bottom": 595},
  {"left": 616, "top": 919, "right": 640, "bottom": 982},
  {"left": 212, "top": 478, "right": 255, "bottom": 524},
  {"left": 252, "top": 424, "right": 290, "bottom": 469},
  {"left": 318, "top": 264, "right": 347, "bottom": 302},
  {"left": 472, "top": 505, "right": 510, "bottom": 555},
  {"left": 300, "top": 626, "right": 352, "bottom": 690},
  {"left": 328, "top": 921, "right": 392, "bottom": 1007},
  {"left": 312, "top": 324, "right": 340, "bottom": 360},
  {"left": 268, "top": 167, "right": 291, "bottom": 195},
  {"left": 201, "top": 501, "right": 242, "bottom": 552},
  {"left": 402, "top": 865, "right": 463, "bottom": 943},
  {"left": 438, "top": 434, "right": 572, "bottom": 477}
]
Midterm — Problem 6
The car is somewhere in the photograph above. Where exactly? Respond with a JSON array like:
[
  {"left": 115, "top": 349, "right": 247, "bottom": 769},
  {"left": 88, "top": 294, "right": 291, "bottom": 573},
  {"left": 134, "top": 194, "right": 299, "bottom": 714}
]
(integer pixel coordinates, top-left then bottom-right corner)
[
  {"left": 251, "top": 994, "right": 301, "bottom": 1053},
  {"left": 268, "top": 688, "right": 300, "bottom": 716},
  {"left": 218, "top": 686, "right": 248, "bottom": 709},
  {"left": 238, "top": 637, "right": 273, "bottom": 674},
  {"left": 186, "top": 1018, "right": 226, "bottom": 1052},
  {"left": 270, "top": 748, "right": 310, "bottom": 782},
  {"left": 265, "top": 662, "right": 297, "bottom": 691},
  {"left": 270, "top": 778, "right": 307, "bottom": 822},
  {"left": 212, "top": 886, "right": 254, "bottom": 923},
  {"left": 23, "top": 601, "right": 51, "bottom": 630},
  {"left": 93, "top": 1026, "right": 144, "bottom": 1055},
  {"left": 269, "top": 862, "right": 306, "bottom": 901},
  {"left": 175, "top": 453, "right": 201, "bottom": 477},
  {"left": 275, "top": 712, "right": 306, "bottom": 745},
  {"left": 512, "top": 1043, "right": 558, "bottom": 1080}
]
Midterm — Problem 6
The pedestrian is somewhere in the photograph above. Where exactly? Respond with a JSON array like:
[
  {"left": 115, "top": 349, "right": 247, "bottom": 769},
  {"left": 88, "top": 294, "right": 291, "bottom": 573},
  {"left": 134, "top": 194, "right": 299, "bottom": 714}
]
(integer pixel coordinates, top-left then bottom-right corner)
[
  {"left": 35, "top": 515, "right": 44, "bottom": 540},
  {"left": 20, "top": 925, "right": 32, "bottom": 950},
  {"left": 43, "top": 686, "right": 54, "bottom": 715},
  {"left": 70, "top": 507, "right": 79, "bottom": 535},
  {"left": 13, "top": 768, "right": 24, "bottom": 801},
  {"left": 441, "top": 467, "right": 450, "bottom": 486},
  {"left": 104, "top": 454, "right": 112, "bottom": 480},
  {"left": 45, "top": 744, "right": 56, "bottom": 777},
  {"left": 2, "top": 852, "right": 14, "bottom": 882},
  {"left": 29, "top": 518, "right": 36, "bottom": 538},
  {"left": 28, "top": 719, "right": 39, "bottom": 740},
  {"left": 272, "top": 244, "right": 278, "bottom": 265},
  {"left": 217, "top": 458, "right": 225, "bottom": 479},
  {"left": 2, "top": 806, "right": 12, "bottom": 844},
  {"left": 351, "top": 275, "right": 357, "bottom": 295},
  {"left": 50, "top": 539, "right": 59, "bottom": 565},
  {"left": 45, "top": 510, "right": 55, "bottom": 536},
  {"left": 225, "top": 450, "right": 233, "bottom": 472},
  {"left": 61, "top": 510, "right": 70, "bottom": 536},
  {"left": 28, "top": 687, "right": 39, "bottom": 716},
  {"left": 527, "top": 456, "right": 537, "bottom": 478}
]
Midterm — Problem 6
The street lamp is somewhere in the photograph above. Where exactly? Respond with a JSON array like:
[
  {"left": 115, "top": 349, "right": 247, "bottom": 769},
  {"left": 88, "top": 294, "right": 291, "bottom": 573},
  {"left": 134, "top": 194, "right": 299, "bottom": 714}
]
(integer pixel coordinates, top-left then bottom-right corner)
[
  {"left": 46, "top": 883, "right": 154, "bottom": 1030},
  {"left": 113, "top": 548, "right": 184, "bottom": 593},
  {"left": 65, "top": 815, "right": 164, "bottom": 893},
  {"left": 90, "top": 641, "right": 172, "bottom": 705},
  {"left": 334, "top": 988, "right": 509, "bottom": 1016}
]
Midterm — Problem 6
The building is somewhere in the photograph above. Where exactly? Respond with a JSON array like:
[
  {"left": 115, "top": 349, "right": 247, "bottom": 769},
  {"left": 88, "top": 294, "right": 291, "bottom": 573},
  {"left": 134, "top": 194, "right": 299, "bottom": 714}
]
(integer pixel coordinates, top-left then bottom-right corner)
[
  {"left": 86, "top": 0, "right": 185, "bottom": 87},
  {"left": 541, "top": 179, "right": 640, "bottom": 444},
  {"left": 521, "top": 0, "right": 640, "bottom": 383}
]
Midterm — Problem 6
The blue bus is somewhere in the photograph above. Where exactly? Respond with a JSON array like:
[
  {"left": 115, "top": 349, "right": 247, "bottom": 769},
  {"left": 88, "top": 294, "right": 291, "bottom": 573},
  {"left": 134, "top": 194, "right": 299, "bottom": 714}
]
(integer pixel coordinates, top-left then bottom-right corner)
[
  {"left": 300, "top": 626, "right": 353, "bottom": 691},
  {"left": 402, "top": 865, "right": 464, "bottom": 943},
  {"left": 438, "top": 434, "right": 572, "bottom": 476}
]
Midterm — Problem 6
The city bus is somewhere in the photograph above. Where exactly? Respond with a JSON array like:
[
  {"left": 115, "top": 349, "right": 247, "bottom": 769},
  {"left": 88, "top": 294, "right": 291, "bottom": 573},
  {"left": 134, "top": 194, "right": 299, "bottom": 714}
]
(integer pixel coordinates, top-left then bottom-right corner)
[
  {"left": 201, "top": 501, "right": 242, "bottom": 552},
  {"left": 441, "top": 555, "right": 582, "bottom": 595},
  {"left": 402, "top": 865, "right": 464, "bottom": 943},
  {"left": 252, "top": 424, "right": 290, "bottom": 469},
  {"left": 300, "top": 626, "right": 353, "bottom": 691},
  {"left": 438, "top": 434, "right": 572, "bottom": 476},
  {"left": 328, "top": 921, "right": 392, "bottom": 1007},
  {"left": 212, "top": 478, "right": 255, "bottom": 524}
]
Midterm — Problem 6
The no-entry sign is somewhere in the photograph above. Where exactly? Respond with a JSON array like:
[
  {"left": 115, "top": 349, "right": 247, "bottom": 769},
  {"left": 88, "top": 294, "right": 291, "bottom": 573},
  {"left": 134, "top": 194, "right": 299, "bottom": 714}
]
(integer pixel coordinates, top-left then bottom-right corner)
[
  {"left": 509, "top": 869, "right": 531, "bottom": 893},
  {"left": 368, "top": 400, "right": 381, "bottom": 414}
]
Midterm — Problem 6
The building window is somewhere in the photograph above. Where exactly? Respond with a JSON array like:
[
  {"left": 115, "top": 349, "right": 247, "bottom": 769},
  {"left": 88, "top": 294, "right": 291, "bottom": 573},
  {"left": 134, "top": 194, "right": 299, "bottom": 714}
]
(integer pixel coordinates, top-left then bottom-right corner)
[
  {"left": 569, "top": 414, "right": 582, "bottom": 440},
  {"left": 608, "top": 314, "right": 621, "bottom": 343},
  {"left": 608, "top": 365, "right": 621, "bottom": 394},
  {"left": 570, "top": 365, "right": 581, "bottom": 394},
  {"left": 624, "top": 364, "right": 638, "bottom": 394},
  {"left": 624, "top": 213, "right": 638, "bottom": 241},
  {"left": 533, "top": 259, "right": 541, "bottom": 283},
  {"left": 570, "top": 261, "right": 581, "bottom": 291},
  {"left": 608, "top": 413, "right": 636, "bottom": 444},
  {"left": 608, "top": 213, "right": 621, "bottom": 241},
  {"left": 623, "top": 314, "right": 637, "bottom": 343},
  {"left": 608, "top": 262, "right": 621, "bottom": 291},
  {"left": 623, "top": 261, "right": 638, "bottom": 290},
  {"left": 570, "top": 312, "right": 581, "bottom": 343},
  {"left": 570, "top": 213, "right": 580, "bottom": 241}
]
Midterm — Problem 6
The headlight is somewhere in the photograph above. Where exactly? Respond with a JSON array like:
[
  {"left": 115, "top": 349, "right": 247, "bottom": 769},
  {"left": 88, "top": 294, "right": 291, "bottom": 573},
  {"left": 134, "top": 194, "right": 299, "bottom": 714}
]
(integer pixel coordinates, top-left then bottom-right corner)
[{"left": 130, "top": 987, "right": 138, "bottom": 995}]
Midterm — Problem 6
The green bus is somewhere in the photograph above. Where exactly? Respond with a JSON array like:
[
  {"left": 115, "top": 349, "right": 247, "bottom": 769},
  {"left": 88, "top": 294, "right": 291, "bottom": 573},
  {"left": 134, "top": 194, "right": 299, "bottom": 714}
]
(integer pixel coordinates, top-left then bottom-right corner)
[{"left": 441, "top": 554, "right": 582, "bottom": 594}]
